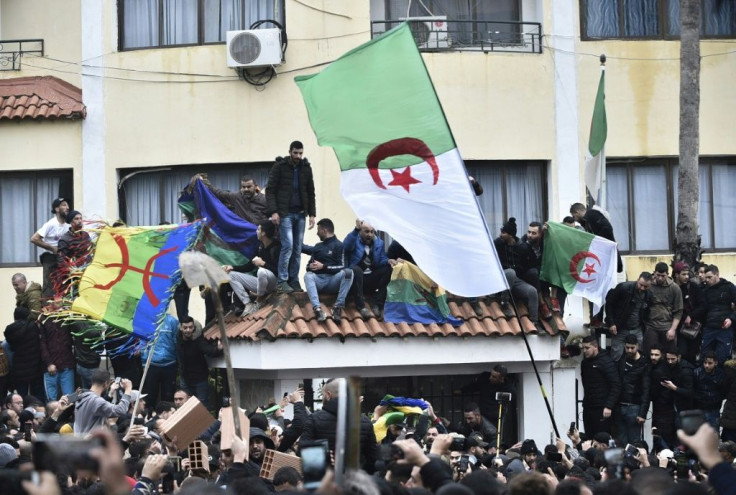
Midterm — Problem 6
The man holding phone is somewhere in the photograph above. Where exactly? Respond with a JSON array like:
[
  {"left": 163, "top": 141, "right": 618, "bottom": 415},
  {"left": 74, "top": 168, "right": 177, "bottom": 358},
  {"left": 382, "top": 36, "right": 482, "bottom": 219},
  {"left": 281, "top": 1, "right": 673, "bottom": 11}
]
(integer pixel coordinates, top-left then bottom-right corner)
[{"left": 74, "top": 370, "right": 133, "bottom": 434}]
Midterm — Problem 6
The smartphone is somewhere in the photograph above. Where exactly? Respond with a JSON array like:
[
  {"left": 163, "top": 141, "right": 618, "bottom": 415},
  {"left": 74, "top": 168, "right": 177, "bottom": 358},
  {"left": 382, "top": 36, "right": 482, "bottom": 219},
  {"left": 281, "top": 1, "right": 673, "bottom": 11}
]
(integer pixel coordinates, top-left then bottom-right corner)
[
  {"left": 603, "top": 448, "right": 624, "bottom": 479},
  {"left": 66, "top": 392, "right": 79, "bottom": 403},
  {"left": 625, "top": 444, "right": 639, "bottom": 457},
  {"left": 679, "top": 409, "right": 706, "bottom": 436},
  {"left": 300, "top": 440, "right": 329, "bottom": 491},
  {"left": 458, "top": 454, "right": 470, "bottom": 473},
  {"left": 33, "top": 434, "right": 103, "bottom": 472},
  {"left": 546, "top": 452, "right": 563, "bottom": 462},
  {"left": 23, "top": 422, "right": 32, "bottom": 442},
  {"left": 569, "top": 421, "right": 576, "bottom": 434},
  {"left": 168, "top": 456, "right": 181, "bottom": 473},
  {"left": 674, "top": 451, "right": 689, "bottom": 479},
  {"left": 114, "top": 376, "right": 121, "bottom": 384}
]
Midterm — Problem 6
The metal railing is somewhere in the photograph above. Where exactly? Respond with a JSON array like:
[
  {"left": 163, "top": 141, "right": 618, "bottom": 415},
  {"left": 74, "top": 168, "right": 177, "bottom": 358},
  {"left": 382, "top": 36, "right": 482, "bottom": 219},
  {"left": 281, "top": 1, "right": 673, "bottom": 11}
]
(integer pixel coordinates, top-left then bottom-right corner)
[
  {"left": 0, "top": 39, "right": 44, "bottom": 71},
  {"left": 371, "top": 19, "right": 542, "bottom": 54}
]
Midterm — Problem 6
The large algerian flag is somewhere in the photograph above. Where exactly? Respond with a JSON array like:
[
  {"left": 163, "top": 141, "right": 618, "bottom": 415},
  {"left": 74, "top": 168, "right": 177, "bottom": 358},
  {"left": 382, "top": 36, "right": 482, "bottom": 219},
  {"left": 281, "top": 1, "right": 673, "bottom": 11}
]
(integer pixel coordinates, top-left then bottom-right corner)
[
  {"left": 294, "top": 23, "right": 507, "bottom": 297},
  {"left": 540, "top": 222, "right": 617, "bottom": 313},
  {"left": 584, "top": 69, "right": 607, "bottom": 203}
]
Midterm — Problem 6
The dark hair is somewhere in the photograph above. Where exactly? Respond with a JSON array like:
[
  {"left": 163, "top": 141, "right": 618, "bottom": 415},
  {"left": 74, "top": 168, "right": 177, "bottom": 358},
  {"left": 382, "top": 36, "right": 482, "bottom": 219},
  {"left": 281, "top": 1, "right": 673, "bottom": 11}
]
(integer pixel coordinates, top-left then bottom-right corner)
[
  {"left": 289, "top": 140, "right": 304, "bottom": 151},
  {"left": 706, "top": 264, "right": 719, "bottom": 275},
  {"left": 463, "top": 402, "right": 480, "bottom": 414},
  {"left": 654, "top": 262, "right": 668, "bottom": 274},
  {"left": 562, "top": 216, "right": 575, "bottom": 224},
  {"left": 91, "top": 369, "right": 111, "bottom": 386},
  {"left": 570, "top": 203, "right": 586, "bottom": 214},
  {"left": 258, "top": 220, "right": 276, "bottom": 239},
  {"left": 581, "top": 335, "right": 598, "bottom": 346},
  {"left": 460, "top": 470, "right": 504, "bottom": 495},
  {"left": 273, "top": 466, "right": 302, "bottom": 487},
  {"left": 703, "top": 351, "right": 718, "bottom": 362},
  {"left": 317, "top": 218, "right": 334, "bottom": 233},
  {"left": 155, "top": 401, "right": 175, "bottom": 415},
  {"left": 179, "top": 315, "right": 194, "bottom": 325},
  {"left": 528, "top": 221, "right": 542, "bottom": 229},
  {"left": 240, "top": 176, "right": 257, "bottom": 185},
  {"left": 638, "top": 271, "right": 653, "bottom": 282},
  {"left": 650, "top": 344, "right": 662, "bottom": 352}
]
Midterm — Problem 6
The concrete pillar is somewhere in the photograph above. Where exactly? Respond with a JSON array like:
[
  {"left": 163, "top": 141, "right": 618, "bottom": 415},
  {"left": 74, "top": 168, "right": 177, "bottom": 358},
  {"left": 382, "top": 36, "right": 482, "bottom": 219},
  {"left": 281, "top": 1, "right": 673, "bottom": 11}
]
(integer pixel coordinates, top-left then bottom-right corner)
[{"left": 519, "top": 368, "right": 555, "bottom": 446}]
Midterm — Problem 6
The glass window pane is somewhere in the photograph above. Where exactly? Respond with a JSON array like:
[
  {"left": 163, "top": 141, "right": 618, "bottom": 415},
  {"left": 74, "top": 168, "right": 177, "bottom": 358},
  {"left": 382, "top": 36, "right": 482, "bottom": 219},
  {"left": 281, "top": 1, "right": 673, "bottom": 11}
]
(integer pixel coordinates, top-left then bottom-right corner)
[
  {"left": 665, "top": 0, "right": 680, "bottom": 35},
  {"left": 126, "top": 174, "right": 161, "bottom": 227},
  {"left": 163, "top": 0, "right": 198, "bottom": 46},
  {"left": 123, "top": 0, "right": 159, "bottom": 49},
  {"left": 606, "top": 166, "right": 630, "bottom": 252},
  {"left": 632, "top": 165, "right": 669, "bottom": 250},
  {"left": 585, "top": 0, "right": 620, "bottom": 38},
  {"left": 712, "top": 163, "right": 736, "bottom": 248},
  {"left": 0, "top": 178, "right": 35, "bottom": 263},
  {"left": 467, "top": 164, "right": 504, "bottom": 235},
  {"left": 505, "top": 163, "right": 543, "bottom": 233},
  {"left": 703, "top": 0, "right": 736, "bottom": 36},
  {"left": 204, "top": 0, "right": 244, "bottom": 43},
  {"left": 623, "top": 0, "right": 659, "bottom": 36}
]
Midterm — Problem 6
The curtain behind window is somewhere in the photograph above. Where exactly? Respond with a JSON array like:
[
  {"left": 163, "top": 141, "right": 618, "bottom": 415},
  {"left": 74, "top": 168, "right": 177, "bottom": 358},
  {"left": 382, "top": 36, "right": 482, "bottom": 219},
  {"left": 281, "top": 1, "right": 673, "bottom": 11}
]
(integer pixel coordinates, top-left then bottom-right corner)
[
  {"left": 623, "top": 0, "right": 659, "bottom": 36},
  {"left": 704, "top": 0, "right": 736, "bottom": 36},
  {"left": 123, "top": 0, "right": 159, "bottom": 49},
  {"left": 712, "top": 163, "right": 736, "bottom": 248},
  {"left": 163, "top": 0, "right": 198, "bottom": 45},
  {"left": 467, "top": 165, "right": 503, "bottom": 235},
  {"left": 505, "top": 164, "right": 543, "bottom": 234},
  {"left": 606, "top": 167, "right": 630, "bottom": 251},
  {"left": 632, "top": 165, "right": 669, "bottom": 250},
  {"left": 585, "top": 0, "right": 620, "bottom": 38}
]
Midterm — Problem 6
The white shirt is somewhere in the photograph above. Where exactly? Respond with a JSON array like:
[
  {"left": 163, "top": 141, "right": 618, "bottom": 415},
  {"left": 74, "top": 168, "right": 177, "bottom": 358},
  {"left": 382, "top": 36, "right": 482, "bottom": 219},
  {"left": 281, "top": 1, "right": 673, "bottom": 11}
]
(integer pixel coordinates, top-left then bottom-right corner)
[{"left": 36, "top": 217, "right": 70, "bottom": 250}]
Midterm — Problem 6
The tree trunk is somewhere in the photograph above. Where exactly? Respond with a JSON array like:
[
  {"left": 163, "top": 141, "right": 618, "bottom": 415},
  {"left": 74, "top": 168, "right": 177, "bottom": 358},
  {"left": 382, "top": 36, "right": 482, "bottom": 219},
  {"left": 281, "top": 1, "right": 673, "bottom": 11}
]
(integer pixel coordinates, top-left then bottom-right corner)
[{"left": 674, "top": 0, "right": 701, "bottom": 269}]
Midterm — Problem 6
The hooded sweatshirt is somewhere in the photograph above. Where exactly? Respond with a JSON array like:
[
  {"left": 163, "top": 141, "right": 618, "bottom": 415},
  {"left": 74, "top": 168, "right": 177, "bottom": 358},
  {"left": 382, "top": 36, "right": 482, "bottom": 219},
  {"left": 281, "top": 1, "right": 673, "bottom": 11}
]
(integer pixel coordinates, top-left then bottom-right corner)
[
  {"left": 646, "top": 276, "right": 683, "bottom": 332},
  {"left": 73, "top": 390, "right": 131, "bottom": 434}
]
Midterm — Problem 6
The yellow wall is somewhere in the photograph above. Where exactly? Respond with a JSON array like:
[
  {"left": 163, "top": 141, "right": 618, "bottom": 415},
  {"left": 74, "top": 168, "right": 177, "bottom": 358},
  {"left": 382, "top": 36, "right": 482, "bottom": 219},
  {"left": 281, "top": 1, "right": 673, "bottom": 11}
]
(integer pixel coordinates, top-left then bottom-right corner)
[{"left": 624, "top": 254, "right": 736, "bottom": 283}]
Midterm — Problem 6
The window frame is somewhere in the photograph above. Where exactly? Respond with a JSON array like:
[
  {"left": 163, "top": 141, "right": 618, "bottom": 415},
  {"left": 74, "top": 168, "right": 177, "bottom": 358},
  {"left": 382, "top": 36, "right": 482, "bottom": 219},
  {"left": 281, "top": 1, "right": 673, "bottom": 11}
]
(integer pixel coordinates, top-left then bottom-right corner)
[
  {"left": 607, "top": 156, "right": 734, "bottom": 255},
  {"left": 117, "top": 0, "right": 285, "bottom": 51},
  {"left": 117, "top": 162, "right": 272, "bottom": 226},
  {"left": 0, "top": 169, "right": 74, "bottom": 267},
  {"left": 580, "top": 0, "right": 736, "bottom": 41}
]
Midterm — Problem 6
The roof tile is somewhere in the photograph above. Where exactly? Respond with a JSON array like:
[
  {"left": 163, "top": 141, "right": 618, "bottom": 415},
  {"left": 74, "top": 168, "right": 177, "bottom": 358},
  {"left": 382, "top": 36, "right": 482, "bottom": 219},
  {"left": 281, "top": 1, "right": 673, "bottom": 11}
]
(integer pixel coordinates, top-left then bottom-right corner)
[{"left": 0, "top": 76, "right": 86, "bottom": 121}]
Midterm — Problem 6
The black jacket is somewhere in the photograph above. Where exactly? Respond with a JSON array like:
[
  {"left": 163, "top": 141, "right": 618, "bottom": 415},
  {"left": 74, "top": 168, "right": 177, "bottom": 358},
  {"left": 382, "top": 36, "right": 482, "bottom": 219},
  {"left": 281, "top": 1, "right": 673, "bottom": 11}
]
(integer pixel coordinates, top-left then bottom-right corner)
[
  {"left": 672, "top": 360, "right": 696, "bottom": 412},
  {"left": 265, "top": 157, "right": 316, "bottom": 217},
  {"left": 693, "top": 278, "right": 736, "bottom": 329},
  {"left": 605, "top": 281, "right": 651, "bottom": 330},
  {"left": 493, "top": 237, "right": 535, "bottom": 274},
  {"left": 300, "top": 399, "right": 377, "bottom": 473},
  {"left": 4, "top": 319, "right": 42, "bottom": 383},
  {"left": 721, "top": 360, "right": 736, "bottom": 429},
  {"left": 302, "top": 236, "right": 345, "bottom": 275},
  {"left": 235, "top": 240, "right": 281, "bottom": 275},
  {"left": 694, "top": 366, "right": 725, "bottom": 411},
  {"left": 617, "top": 354, "right": 650, "bottom": 418},
  {"left": 176, "top": 321, "right": 222, "bottom": 383},
  {"left": 680, "top": 280, "right": 704, "bottom": 322},
  {"left": 581, "top": 351, "right": 621, "bottom": 409}
]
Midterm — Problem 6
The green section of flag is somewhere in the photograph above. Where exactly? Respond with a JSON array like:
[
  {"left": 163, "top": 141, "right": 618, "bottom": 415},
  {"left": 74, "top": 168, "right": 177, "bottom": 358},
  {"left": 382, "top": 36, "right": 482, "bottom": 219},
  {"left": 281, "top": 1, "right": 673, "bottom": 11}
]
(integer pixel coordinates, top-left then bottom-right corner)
[
  {"left": 540, "top": 222, "right": 596, "bottom": 292},
  {"left": 387, "top": 278, "right": 451, "bottom": 314},
  {"left": 178, "top": 198, "right": 249, "bottom": 267},
  {"left": 588, "top": 71, "right": 607, "bottom": 156},
  {"left": 294, "top": 23, "right": 455, "bottom": 171}
]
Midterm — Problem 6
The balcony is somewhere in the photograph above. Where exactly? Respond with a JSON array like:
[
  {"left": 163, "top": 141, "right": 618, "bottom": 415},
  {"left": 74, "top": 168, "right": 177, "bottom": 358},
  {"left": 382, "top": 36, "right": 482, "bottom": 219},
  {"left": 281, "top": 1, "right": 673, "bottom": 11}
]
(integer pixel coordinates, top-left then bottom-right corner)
[{"left": 371, "top": 18, "right": 542, "bottom": 54}]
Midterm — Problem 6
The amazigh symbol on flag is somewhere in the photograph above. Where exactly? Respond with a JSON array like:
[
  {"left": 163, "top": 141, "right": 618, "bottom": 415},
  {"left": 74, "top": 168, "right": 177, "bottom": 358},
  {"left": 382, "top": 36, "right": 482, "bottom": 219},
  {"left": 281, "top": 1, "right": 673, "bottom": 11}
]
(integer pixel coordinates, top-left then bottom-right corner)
[{"left": 295, "top": 22, "right": 507, "bottom": 297}]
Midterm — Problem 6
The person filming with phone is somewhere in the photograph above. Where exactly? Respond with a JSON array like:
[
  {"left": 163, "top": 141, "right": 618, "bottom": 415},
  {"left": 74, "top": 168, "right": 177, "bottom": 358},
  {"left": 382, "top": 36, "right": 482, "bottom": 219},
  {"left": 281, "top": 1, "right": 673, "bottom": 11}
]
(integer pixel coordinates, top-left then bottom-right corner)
[{"left": 74, "top": 369, "right": 133, "bottom": 434}]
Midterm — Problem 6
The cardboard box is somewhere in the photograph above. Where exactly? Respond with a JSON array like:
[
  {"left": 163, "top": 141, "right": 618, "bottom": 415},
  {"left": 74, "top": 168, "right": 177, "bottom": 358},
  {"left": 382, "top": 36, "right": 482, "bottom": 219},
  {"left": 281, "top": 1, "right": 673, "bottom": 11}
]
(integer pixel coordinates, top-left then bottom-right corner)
[{"left": 160, "top": 396, "right": 215, "bottom": 449}]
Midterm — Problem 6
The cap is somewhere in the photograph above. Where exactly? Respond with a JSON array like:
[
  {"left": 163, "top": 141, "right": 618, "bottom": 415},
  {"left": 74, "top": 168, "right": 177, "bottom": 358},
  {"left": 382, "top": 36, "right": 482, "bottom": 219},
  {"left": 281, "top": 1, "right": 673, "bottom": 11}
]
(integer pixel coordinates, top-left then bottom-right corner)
[
  {"left": 467, "top": 432, "right": 489, "bottom": 448},
  {"left": 673, "top": 261, "right": 690, "bottom": 274},
  {"left": 501, "top": 217, "right": 517, "bottom": 237},
  {"left": 129, "top": 390, "right": 148, "bottom": 402},
  {"left": 0, "top": 443, "right": 18, "bottom": 468},
  {"left": 51, "top": 197, "right": 67, "bottom": 213},
  {"left": 520, "top": 439, "right": 539, "bottom": 456}
]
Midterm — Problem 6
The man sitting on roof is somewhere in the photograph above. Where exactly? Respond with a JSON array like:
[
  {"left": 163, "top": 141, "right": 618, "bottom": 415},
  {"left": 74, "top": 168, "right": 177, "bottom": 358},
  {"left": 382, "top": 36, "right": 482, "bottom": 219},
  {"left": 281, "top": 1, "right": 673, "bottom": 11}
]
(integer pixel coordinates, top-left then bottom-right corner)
[
  {"left": 343, "top": 219, "right": 391, "bottom": 321},
  {"left": 302, "top": 218, "right": 353, "bottom": 325}
]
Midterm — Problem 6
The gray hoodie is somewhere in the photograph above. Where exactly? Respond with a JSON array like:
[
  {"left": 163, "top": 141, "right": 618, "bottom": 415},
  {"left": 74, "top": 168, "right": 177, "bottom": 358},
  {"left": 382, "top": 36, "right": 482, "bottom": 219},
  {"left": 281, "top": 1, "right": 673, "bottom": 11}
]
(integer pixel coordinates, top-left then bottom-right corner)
[{"left": 73, "top": 390, "right": 131, "bottom": 435}]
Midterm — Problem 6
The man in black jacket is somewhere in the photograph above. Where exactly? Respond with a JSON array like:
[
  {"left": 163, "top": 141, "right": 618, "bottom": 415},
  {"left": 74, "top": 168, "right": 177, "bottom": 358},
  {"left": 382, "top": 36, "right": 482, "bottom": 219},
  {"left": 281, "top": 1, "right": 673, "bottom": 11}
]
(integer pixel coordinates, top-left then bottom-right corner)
[
  {"left": 176, "top": 316, "right": 222, "bottom": 409},
  {"left": 225, "top": 220, "right": 281, "bottom": 317},
  {"left": 674, "top": 262, "right": 704, "bottom": 365},
  {"left": 693, "top": 351, "right": 725, "bottom": 428},
  {"left": 4, "top": 307, "right": 44, "bottom": 400},
  {"left": 266, "top": 141, "right": 317, "bottom": 293},
  {"left": 493, "top": 217, "right": 539, "bottom": 325},
  {"left": 300, "top": 378, "right": 377, "bottom": 473},
  {"left": 694, "top": 265, "right": 736, "bottom": 366},
  {"left": 605, "top": 272, "right": 652, "bottom": 362},
  {"left": 616, "top": 334, "right": 650, "bottom": 444},
  {"left": 570, "top": 203, "right": 623, "bottom": 273},
  {"left": 302, "top": 218, "right": 353, "bottom": 324},
  {"left": 580, "top": 335, "right": 621, "bottom": 436}
]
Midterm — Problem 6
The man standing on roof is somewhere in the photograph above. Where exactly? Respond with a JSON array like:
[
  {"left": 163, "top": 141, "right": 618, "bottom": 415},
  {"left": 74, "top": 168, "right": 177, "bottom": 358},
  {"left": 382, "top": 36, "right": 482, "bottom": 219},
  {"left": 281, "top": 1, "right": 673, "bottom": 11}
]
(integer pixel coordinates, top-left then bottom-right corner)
[{"left": 31, "top": 198, "right": 70, "bottom": 297}]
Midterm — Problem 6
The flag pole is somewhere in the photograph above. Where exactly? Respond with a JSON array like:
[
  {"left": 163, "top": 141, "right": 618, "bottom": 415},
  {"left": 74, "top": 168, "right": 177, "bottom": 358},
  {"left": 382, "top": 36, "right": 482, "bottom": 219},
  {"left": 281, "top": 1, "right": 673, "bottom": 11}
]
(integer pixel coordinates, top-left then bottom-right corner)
[
  {"left": 506, "top": 292, "right": 562, "bottom": 440},
  {"left": 598, "top": 54, "right": 607, "bottom": 210}
]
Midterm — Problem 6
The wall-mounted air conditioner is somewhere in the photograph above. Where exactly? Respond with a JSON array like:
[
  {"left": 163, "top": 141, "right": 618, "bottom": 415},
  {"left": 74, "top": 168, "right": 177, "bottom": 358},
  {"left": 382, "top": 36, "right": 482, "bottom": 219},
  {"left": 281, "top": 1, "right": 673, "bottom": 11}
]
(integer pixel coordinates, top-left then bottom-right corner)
[
  {"left": 226, "top": 28, "right": 283, "bottom": 68},
  {"left": 402, "top": 16, "right": 449, "bottom": 49}
]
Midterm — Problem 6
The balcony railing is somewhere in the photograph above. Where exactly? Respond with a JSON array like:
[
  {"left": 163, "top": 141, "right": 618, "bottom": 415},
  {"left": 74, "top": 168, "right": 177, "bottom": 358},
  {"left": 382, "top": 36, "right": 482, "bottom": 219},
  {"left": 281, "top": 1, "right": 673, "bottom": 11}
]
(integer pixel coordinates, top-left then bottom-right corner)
[
  {"left": 0, "top": 39, "right": 44, "bottom": 71},
  {"left": 371, "top": 19, "right": 542, "bottom": 54}
]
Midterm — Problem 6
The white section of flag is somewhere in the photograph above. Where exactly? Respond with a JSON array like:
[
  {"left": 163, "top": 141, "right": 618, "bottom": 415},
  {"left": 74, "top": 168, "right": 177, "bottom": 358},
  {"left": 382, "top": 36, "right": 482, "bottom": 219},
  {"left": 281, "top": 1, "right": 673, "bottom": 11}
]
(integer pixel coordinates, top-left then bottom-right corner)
[
  {"left": 584, "top": 146, "right": 605, "bottom": 204},
  {"left": 340, "top": 148, "right": 508, "bottom": 297},
  {"left": 572, "top": 234, "right": 617, "bottom": 313}
]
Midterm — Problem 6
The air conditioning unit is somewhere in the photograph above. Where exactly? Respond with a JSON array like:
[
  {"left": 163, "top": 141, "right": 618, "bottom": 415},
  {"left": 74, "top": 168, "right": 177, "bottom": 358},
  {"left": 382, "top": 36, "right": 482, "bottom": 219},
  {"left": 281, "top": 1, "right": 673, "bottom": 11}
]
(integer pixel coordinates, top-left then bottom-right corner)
[
  {"left": 226, "top": 29, "right": 283, "bottom": 68},
  {"left": 402, "top": 16, "right": 449, "bottom": 49}
]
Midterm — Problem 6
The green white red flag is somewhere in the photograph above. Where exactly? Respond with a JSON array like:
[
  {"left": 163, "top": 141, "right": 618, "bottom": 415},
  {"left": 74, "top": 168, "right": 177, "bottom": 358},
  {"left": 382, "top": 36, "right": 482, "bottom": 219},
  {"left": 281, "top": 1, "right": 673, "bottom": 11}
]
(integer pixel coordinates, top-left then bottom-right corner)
[
  {"left": 294, "top": 23, "right": 507, "bottom": 297},
  {"left": 540, "top": 222, "right": 617, "bottom": 312},
  {"left": 584, "top": 70, "right": 607, "bottom": 203}
]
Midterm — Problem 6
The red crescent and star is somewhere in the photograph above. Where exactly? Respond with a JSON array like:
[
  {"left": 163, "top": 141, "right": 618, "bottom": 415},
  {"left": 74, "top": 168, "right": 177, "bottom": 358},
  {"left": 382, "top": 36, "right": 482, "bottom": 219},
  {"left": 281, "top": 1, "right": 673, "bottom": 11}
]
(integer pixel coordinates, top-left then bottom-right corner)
[
  {"left": 365, "top": 137, "right": 439, "bottom": 192},
  {"left": 569, "top": 250, "right": 601, "bottom": 284}
]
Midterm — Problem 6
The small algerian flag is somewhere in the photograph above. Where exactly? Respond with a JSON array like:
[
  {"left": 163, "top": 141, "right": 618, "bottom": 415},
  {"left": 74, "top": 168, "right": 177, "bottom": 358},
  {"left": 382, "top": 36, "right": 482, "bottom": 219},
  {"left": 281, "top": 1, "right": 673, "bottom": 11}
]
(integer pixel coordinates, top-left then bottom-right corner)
[
  {"left": 540, "top": 222, "right": 617, "bottom": 313},
  {"left": 294, "top": 23, "right": 507, "bottom": 297},
  {"left": 583, "top": 69, "right": 607, "bottom": 203}
]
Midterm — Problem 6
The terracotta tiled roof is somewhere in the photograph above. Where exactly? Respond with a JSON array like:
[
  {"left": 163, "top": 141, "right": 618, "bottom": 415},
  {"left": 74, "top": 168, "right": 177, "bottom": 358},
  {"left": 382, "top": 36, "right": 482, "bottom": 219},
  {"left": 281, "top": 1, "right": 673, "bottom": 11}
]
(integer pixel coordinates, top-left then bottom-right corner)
[
  {"left": 204, "top": 292, "right": 567, "bottom": 342},
  {"left": 0, "top": 76, "right": 86, "bottom": 121}
]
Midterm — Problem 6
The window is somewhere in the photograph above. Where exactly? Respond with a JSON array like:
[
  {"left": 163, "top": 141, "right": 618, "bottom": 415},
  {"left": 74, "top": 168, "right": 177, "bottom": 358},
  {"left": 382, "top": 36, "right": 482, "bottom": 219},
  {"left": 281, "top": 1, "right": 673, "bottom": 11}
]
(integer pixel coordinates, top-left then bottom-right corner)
[
  {"left": 581, "top": 0, "right": 736, "bottom": 39},
  {"left": 466, "top": 161, "right": 547, "bottom": 237},
  {"left": 606, "top": 158, "right": 736, "bottom": 253},
  {"left": 119, "top": 0, "right": 284, "bottom": 50},
  {"left": 119, "top": 163, "right": 271, "bottom": 226},
  {"left": 0, "top": 170, "right": 73, "bottom": 265}
]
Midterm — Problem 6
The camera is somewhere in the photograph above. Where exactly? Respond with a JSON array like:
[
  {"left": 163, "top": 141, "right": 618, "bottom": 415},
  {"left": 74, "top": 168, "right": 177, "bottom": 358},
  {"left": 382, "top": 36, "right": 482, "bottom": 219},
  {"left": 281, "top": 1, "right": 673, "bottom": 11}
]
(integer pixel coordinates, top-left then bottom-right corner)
[
  {"left": 33, "top": 434, "right": 104, "bottom": 472},
  {"left": 679, "top": 409, "right": 706, "bottom": 436},
  {"left": 300, "top": 440, "right": 329, "bottom": 491},
  {"left": 495, "top": 392, "right": 512, "bottom": 402},
  {"left": 449, "top": 434, "right": 465, "bottom": 452}
]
